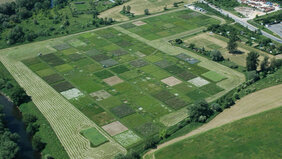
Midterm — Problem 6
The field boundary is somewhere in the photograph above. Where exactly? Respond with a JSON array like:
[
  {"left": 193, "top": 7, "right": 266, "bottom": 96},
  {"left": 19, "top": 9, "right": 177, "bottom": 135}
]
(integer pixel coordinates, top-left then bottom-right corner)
[{"left": 144, "top": 84, "right": 282, "bottom": 159}]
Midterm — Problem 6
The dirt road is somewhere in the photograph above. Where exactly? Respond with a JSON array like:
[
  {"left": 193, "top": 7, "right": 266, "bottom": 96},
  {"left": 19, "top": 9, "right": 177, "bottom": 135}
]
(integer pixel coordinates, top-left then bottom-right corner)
[{"left": 144, "top": 84, "right": 282, "bottom": 159}]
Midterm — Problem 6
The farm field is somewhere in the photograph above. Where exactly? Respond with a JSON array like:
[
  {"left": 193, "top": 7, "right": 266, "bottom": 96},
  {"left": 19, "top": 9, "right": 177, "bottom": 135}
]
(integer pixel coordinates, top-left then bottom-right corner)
[
  {"left": 22, "top": 26, "right": 226, "bottom": 145},
  {"left": 155, "top": 106, "right": 282, "bottom": 159},
  {"left": 120, "top": 10, "right": 220, "bottom": 40},
  {"left": 0, "top": 9, "right": 246, "bottom": 158},
  {"left": 99, "top": 0, "right": 197, "bottom": 21},
  {"left": 182, "top": 33, "right": 272, "bottom": 67}
]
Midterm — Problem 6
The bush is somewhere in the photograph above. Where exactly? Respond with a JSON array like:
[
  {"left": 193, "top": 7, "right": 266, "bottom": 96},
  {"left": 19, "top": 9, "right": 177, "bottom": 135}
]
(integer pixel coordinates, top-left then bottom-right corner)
[
  {"left": 210, "top": 103, "right": 222, "bottom": 112},
  {"left": 188, "top": 100, "right": 213, "bottom": 122}
]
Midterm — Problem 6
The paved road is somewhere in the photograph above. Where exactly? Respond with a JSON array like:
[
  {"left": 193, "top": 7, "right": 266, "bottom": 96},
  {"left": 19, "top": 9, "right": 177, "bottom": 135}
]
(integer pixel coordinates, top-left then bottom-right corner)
[{"left": 201, "top": 1, "right": 282, "bottom": 43}]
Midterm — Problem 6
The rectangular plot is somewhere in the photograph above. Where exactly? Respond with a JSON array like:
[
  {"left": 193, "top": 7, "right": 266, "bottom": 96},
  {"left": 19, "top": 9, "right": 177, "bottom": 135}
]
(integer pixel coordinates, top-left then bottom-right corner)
[
  {"left": 102, "top": 121, "right": 128, "bottom": 136},
  {"left": 153, "top": 90, "right": 175, "bottom": 102},
  {"left": 202, "top": 71, "right": 226, "bottom": 82},
  {"left": 110, "top": 65, "right": 130, "bottom": 74},
  {"left": 176, "top": 53, "right": 199, "bottom": 64},
  {"left": 67, "top": 39, "right": 87, "bottom": 47},
  {"left": 154, "top": 60, "right": 174, "bottom": 68},
  {"left": 67, "top": 53, "right": 85, "bottom": 61},
  {"left": 114, "top": 130, "right": 141, "bottom": 147},
  {"left": 100, "top": 59, "right": 118, "bottom": 68},
  {"left": 188, "top": 77, "right": 210, "bottom": 87},
  {"left": 28, "top": 62, "right": 50, "bottom": 71},
  {"left": 85, "top": 48, "right": 102, "bottom": 56},
  {"left": 115, "top": 40, "right": 132, "bottom": 47},
  {"left": 80, "top": 127, "right": 108, "bottom": 147},
  {"left": 36, "top": 68, "right": 55, "bottom": 77},
  {"left": 53, "top": 43, "right": 71, "bottom": 51},
  {"left": 110, "top": 104, "right": 135, "bottom": 118},
  {"left": 42, "top": 74, "right": 64, "bottom": 84},
  {"left": 135, "top": 122, "right": 160, "bottom": 137},
  {"left": 92, "top": 112, "right": 116, "bottom": 126},
  {"left": 52, "top": 81, "right": 74, "bottom": 92},
  {"left": 164, "top": 97, "right": 187, "bottom": 110},
  {"left": 186, "top": 89, "right": 210, "bottom": 101},
  {"left": 164, "top": 65, "right": 185, "bottom": 74},
  {"left": 40, "top": 53, "right": 65, "bottom": 66},
  {"left": 177, "top": 71, "right": 197, "bottom": 81},
  {"left": 92, "top": 54, "right": 110, "bottom": 62},
  {"left": 94, "top": 70, "right": 114, "bottom": 79},
  {"left": 60, "top": 88, "right": 83, "bottom": 100},
  {"left": 22, "top": 57, "right": 41, "bottom": 66},
  {"left": 111, "top": 49, "right": 128, "bottom": 56},
  {"left": 130, "top": 59, "right": 148, "bottom": 68},
  {"left": 201, "top": 83, "right": 224, "bottom": 95},
  {"left": 90, "top": 90, "right": 111, "bottom": 101}
]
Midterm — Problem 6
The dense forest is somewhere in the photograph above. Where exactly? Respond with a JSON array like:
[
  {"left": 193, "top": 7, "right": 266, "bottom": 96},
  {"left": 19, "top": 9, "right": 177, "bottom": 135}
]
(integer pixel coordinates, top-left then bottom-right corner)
[{"left": 0, "top": 0, "right": 127, "bottom": 48}]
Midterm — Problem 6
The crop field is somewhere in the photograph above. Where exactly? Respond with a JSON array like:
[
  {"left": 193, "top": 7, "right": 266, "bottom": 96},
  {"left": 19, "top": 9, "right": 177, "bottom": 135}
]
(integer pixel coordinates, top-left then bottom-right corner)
[
  {"left": 0, "top": 9, "right": 245, "bottom": 158},
  {"left": 120, "top": 10, "right": 220, "bottom": 40}
]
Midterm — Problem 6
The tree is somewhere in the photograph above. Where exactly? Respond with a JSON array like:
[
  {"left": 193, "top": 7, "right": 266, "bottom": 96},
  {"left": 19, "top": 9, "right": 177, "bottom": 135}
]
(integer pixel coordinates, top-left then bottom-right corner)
[
  {"left": 173, "top": 2, "right": 178, "bottom": 7},
  {"left": 126, "top": 5, "right": 131, "bottom": 13},
  {"left": 164, "top": 5, "right": 167, "bottom": 11},
  {"left": 144, "top": 9, "right": 150, "bottom": 15},
  {"left": 122, "top": 6, "right": 126, "bottom": 13},
  {"left": 10, "top": 87, "right": 31, "bottom": 106},
  {"left": 210, "top": 103, "right": 222, "bottom": 112},
  {"left": 32, "top": 136, "right": 46, "bottom": 152},
  {"left": 227, "top": 39, "right": 237, "bottom": 53},
  {"left": 260, "top": 56, "right": 269, "bottom": 73},
  {"left": 188, "top": 100, "right": 213, "bottom": 122},
  {"left": 210, "top": 50, "right": 224, "bottom": 61},
  {"left": 246, "top": 52, "right": 259, "bottom": 71}
]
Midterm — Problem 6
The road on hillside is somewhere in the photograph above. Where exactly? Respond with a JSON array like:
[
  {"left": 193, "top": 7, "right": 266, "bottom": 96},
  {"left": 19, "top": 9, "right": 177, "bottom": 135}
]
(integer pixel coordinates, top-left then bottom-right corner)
[
  {"left": 200, "top": 1, "right": 282, "bottom": 43},
  {"left": 143, "top": 84, "right": 282, "bottom": 159}
]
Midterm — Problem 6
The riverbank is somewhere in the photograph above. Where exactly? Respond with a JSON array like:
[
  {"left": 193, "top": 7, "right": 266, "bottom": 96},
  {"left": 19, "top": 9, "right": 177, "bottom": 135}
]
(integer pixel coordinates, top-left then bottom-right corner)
[
  {"left": 0, "top": 62, "right": 69, "bottom": 159},
  {"left": 0, "top": 95, "right": 39, "bottom": 159}
]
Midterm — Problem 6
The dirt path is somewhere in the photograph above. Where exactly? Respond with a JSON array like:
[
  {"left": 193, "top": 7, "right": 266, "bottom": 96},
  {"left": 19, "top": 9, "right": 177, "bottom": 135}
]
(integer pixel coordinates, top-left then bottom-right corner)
[{"left": 144, "top": 84, "right": 282, "bottom": 159}]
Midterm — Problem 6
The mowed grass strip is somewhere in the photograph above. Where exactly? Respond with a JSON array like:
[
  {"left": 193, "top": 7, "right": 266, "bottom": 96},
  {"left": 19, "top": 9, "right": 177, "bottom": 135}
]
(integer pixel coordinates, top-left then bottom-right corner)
[
  {"left": 80, "top": 127, "right": 108, "bottom": 147},
  {"left": 202, "top": 71, "right": 226, "bottom": 82},
  {"left": 155, "top": 106, "right": 282, "bottom": 159}
]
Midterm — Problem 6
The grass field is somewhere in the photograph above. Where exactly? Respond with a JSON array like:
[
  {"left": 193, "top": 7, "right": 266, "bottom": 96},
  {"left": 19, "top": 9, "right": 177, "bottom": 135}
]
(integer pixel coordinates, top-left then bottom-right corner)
[
  {"left": 155, "top": 106, "right": 282, "bottom": 159},
  {"left": 99, "top": 0, "right": 197, "bottom": 21},
  {"left": 0, "top": 9, "right": 246, "bottom": 158},
  {"left": 81, "top": 128, "right": 108, "bottom": 147},
  {"left": 182, "top": 32, "right": 272, "bottom": 67},
  {"left": 21, "top": 26, "right": 226, "bottom": 141},
  {"left": 120, "top": 10, "right": 220, "bottom": 40}
]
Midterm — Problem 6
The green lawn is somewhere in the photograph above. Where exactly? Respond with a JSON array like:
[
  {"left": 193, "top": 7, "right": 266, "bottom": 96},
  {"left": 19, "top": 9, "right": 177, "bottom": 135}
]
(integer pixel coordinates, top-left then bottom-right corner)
[
  {"left": 155, "top": 106, "right": 282, "bottom": 159},
  {"left": 80, "top": 127, "right": 108, "bottom": 147}
]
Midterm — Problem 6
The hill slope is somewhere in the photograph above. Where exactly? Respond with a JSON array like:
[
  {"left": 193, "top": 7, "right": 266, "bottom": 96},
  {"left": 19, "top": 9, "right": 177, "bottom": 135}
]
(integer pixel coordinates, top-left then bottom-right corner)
[{"left": 155, "top": 106, "right": 282, "bottom": 159}]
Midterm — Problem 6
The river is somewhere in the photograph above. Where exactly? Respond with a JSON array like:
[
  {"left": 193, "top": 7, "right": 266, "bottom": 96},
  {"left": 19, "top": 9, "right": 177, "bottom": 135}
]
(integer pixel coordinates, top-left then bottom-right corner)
[{"left": 0, "top": 95, "right": 40, "bottom": 159}]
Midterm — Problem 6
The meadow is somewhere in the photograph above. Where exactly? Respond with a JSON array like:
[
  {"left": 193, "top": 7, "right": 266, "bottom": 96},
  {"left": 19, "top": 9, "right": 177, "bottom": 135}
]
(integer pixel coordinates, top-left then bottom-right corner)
[
  {"left": 21, "top": 10, "right": 227, "bottom": 150},
  {"left": 120, "top": 10, "right": 220, "bottom": 40},
  {"left": 0, "top": 9, "right": 246, "bottom": 158},
  {"left": 182, "top": 32, "right": 272, "bottom": 67},
  {"left": 155, "top": 106, "right": 282, "bottom": 159}
]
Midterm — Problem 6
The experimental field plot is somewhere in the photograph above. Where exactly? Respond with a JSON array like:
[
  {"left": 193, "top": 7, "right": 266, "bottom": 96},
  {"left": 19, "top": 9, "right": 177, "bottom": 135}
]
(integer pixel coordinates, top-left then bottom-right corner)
[
  {"left": 120, "top": 9, "right": 220, "bottom": 40},
  {"left": 22, "top": 21, "right": 226, "bottom": 149}
]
